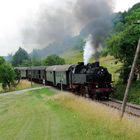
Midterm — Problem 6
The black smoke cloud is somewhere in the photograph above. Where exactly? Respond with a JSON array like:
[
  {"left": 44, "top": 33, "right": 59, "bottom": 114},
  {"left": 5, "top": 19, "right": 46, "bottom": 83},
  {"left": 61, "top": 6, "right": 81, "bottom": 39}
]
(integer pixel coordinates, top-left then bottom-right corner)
[
  {"left": 75, "top": 0, "right": 114, "bottom": 60},
  {"left": 21, "top": 0, "right": 114, "bottom": 51}
]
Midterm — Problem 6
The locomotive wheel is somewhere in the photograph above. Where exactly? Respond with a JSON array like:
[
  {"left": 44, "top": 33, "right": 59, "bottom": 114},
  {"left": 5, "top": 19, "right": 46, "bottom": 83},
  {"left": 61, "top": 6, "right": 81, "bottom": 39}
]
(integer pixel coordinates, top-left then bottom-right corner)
[
  {"left": 79, "top": 86, "right": 86, "bottom": 97},
  {"left": 89, "top": 94, "right": 94, "bottom": 100},
  {"left": 73, "top": 86, "right": 81, "bottom": 96},
  {"left": 95, "top": 93, "right": 101, "bottom": 100},
  {"left": 89, "top": 93, "right": 98, "bottom": 100}
]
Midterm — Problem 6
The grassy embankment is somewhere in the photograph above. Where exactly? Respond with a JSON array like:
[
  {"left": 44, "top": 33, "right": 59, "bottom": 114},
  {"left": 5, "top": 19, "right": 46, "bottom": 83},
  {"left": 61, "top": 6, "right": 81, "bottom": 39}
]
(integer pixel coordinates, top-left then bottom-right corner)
[
  {"left": 0, "top": 80, "right": 41, "bottom": 93},
  {"left": 61, "top": 49, "right": 140, "bottom": 105},
  {"left": 0, "top": 88, "right": 139, "bottom": 140}
]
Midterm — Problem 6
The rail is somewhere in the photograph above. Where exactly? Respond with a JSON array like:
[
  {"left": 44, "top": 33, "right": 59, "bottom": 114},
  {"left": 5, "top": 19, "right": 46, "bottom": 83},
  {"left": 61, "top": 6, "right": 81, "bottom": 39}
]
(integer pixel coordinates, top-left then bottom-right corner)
[{"left": 98, "top": 98, "right": 140, "bottom": 117}]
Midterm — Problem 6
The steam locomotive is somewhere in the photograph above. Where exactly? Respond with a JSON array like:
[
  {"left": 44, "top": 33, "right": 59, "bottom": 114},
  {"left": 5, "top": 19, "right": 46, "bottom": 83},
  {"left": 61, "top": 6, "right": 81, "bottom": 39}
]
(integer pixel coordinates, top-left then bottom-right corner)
[{"left": 15, "top": 62, "right": 113, "bottom": 99}]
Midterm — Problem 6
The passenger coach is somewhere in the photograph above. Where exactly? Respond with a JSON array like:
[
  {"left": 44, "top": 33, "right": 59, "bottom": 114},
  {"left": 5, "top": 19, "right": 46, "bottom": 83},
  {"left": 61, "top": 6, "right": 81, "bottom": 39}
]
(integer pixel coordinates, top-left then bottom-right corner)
[
  {"left": 15, "top": 67, "right": 28, "bottom": 79},
  {"left": 27, "top": 66, "right": 47, "bottom": 84},
  {"left": 46, "top": 65, "right": 74, "bottom": 89}
]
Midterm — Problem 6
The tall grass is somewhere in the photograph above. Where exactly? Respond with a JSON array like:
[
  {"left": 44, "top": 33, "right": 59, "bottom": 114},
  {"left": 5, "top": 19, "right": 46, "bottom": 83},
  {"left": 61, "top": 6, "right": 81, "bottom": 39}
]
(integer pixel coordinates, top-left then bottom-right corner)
[
  {"left": 0, "top": 80, "right": 41, "bottom": 93},
  {"left": 51, "top": 92, "right": 140, "bottom": 140}
]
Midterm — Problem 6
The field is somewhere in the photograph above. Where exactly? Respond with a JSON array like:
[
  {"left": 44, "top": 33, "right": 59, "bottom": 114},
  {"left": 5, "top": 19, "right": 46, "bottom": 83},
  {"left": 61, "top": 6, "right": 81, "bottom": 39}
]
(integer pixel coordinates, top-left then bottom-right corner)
[
  {"left": 0, "top": 88, "right": 140, "bottom": 140},
  {"left": 0, "top": 80, "right": 41, "bottom": 93}
]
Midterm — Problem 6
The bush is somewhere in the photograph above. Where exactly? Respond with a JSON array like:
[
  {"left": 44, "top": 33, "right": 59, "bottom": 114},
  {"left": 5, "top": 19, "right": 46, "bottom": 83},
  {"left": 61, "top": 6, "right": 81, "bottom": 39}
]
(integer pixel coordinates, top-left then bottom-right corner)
[
  {"left": 0, "top": 57, "right": 18, "bottom": 91},
  {"left": 43, "top": 54, "right": 65, "bottom": 66}
]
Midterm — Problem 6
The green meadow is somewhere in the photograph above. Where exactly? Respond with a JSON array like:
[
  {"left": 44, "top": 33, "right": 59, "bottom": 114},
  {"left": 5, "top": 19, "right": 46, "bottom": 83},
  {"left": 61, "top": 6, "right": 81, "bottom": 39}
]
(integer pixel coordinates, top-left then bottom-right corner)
[{"left": 0, "top": 88, "right": 139, "bottom": 140}]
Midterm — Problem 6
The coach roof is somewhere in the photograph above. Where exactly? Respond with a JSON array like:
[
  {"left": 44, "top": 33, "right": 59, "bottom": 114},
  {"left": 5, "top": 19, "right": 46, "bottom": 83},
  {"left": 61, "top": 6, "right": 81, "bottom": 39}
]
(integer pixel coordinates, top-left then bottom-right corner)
[
  {"left": 28, "top": 66, "right": 47, "bottom": 70},
  {"left": 46, "top": 65, "right": 74, "bottom": 72},
  {"left": 14, "top": 67, "right": 28, "bottom": 70}
]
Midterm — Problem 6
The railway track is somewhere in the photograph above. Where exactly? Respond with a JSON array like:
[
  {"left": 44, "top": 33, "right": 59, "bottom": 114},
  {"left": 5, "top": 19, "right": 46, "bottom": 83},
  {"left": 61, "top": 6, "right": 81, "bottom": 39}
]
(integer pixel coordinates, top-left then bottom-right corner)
[
  {"left": 71, "top": 90, "right": 140, "bottom": 117},
  {"left": 53, "top": 87, "right": 140, "bottom": 117},
  {"left": 99, "top": 99, "right": 140, "bottom": 117}
]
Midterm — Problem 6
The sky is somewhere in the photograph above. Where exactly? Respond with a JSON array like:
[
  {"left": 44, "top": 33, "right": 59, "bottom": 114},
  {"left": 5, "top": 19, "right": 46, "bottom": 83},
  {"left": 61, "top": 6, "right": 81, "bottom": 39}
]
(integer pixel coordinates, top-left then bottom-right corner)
[{"left": 0, "top": 0, "right": 139, "bottom": 56}]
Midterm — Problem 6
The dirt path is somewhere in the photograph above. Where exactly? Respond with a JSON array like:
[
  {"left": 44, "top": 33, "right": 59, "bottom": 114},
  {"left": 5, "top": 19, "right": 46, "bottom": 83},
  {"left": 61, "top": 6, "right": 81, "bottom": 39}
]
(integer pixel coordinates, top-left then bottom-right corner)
[{"left": 0, "top": 86, "right": 46, "bottom": 96}]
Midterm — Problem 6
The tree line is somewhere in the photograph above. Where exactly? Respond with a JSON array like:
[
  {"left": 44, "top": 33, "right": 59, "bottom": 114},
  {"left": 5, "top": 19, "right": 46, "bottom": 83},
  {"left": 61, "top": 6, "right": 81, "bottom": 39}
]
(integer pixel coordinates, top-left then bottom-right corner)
[
  {"left": 0, "top": 47, "right": 65, "bottom": 91},
  {"left": 105, "top": 2, "right": 140, "bottom": 83},
  {"left": 11, "top": 47, "right": 65, "bottom": 67}
]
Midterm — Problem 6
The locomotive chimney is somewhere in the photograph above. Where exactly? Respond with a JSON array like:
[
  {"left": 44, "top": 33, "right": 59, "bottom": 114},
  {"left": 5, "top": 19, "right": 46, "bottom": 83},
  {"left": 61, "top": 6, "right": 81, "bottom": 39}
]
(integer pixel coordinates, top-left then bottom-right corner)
[{"left": 94, "top": 61, "right": 100, "bottom": 67}]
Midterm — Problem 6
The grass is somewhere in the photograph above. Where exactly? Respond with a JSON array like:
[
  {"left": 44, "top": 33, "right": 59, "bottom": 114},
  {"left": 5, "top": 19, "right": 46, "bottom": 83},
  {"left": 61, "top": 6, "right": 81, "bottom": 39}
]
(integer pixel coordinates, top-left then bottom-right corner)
[
  {"left": 0, "top": 88, "right": 140, "bottom": 140},
  {"left": 15, "top": 80, "right": 41, "bottom": 90},
  {"left": 111, "top": 80, "right": 140, "bottom": 105},
  {"left": 61, "top": 49, "right": 83, "bottom": 64},
  {"left": 0, "top": 80, "right": 41, "bottom": 93}
]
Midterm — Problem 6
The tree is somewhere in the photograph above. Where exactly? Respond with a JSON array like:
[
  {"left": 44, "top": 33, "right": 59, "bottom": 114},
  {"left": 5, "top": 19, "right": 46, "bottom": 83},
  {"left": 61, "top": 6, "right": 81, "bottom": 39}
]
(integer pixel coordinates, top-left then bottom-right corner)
[
  {"left": 0, "top": 57, "right": 17, "bottom": 90},
  {"left": 0, "top": 57, "right": 5, "bottom": 83},
  {"left": 0, "top": 56, "right": 5, "bottom": 65},
  {"left": 31, "top": 58, "right": 42, "bottom": 66},
  {"left": 43, "top": 55, "right": 65, "bottom": 66},
  {"left": 107, "top": 3, "right": 140, "bottom": 83},
  {"left": 12, "top": 47, "right": 29, "bottom": 66},
  {"left": 22, "top": 58, "right": 42, "bottom": 66}
]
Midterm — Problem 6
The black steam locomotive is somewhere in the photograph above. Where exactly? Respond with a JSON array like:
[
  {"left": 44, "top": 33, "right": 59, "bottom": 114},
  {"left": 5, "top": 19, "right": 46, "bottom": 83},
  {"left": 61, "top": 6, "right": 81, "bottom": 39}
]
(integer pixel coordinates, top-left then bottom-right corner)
[
  {"left": 15, "top": 62, "right": 113, "bottom": 99},
  {"left": 70, "top": 62, "right": 112, "bottom": 99}
]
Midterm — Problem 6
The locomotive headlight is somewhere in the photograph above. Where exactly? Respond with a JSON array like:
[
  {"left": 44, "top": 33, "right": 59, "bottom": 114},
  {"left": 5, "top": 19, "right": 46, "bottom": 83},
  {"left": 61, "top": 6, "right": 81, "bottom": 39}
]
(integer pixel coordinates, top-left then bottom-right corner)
[{"left": 96, "top": 85, "right": 99, "bottom": 88}]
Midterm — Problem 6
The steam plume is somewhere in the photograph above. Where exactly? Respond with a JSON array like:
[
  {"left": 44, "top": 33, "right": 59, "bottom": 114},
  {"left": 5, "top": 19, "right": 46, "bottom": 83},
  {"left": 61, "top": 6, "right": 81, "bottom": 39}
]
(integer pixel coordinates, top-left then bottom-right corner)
[
  {"left": 75, "top": 0, "right": 114, "bottom": 63},
  {"left": 83, "top": 35, "right": 94, "bottom": 65}
]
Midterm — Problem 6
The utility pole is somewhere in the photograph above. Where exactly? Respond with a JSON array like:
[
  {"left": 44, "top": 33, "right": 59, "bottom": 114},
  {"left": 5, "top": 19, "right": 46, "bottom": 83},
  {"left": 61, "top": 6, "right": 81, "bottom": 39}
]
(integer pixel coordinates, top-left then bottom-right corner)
[
  {"left": 30, "top": 58, "right": 32, "bottom": 87},
  {"left": 121, "top": 38, "right": 140, "bottom": 119}
]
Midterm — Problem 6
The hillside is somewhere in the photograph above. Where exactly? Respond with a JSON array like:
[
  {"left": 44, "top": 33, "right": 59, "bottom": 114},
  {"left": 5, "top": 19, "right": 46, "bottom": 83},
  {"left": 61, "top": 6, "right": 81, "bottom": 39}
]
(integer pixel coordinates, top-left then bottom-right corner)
[{"left": 30, "top": 36, "right": 84, "bottom": 58}]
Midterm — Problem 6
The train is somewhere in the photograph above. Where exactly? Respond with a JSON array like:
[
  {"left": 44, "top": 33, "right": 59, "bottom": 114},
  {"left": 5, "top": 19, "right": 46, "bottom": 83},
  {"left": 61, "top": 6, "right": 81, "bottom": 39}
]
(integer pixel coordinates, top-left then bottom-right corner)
[{"left": 15, "top": 62, "right": 113, "bottom": 99}]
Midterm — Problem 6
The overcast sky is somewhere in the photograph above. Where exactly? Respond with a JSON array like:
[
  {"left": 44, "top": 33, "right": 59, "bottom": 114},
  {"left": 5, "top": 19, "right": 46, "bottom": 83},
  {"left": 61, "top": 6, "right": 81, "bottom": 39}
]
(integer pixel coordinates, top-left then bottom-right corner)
[{"left": 0, "top": 0, "right": 139, "bottom": 56}]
